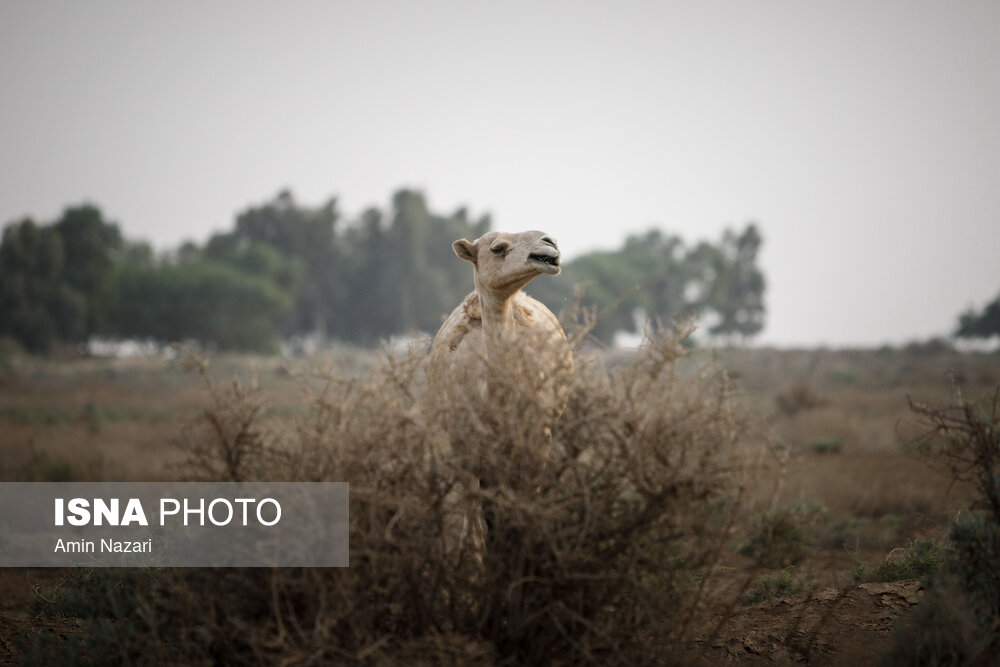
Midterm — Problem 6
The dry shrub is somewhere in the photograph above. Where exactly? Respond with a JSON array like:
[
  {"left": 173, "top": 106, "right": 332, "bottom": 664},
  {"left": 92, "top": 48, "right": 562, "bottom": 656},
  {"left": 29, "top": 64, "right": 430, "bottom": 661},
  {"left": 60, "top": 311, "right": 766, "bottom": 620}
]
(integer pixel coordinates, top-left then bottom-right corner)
[
  {"left": 175, "top": 349, "right": 285, "bottom": 482},
  {"left": 774, "top": 382, "right": 828, "bottom": 417},
  {"left": 54, "top": 323, "right": 756, "bottom": 665},
  {"left": 910, "top": 386, "right": 1000, "bottom": 527},
  {"left": 885, "top": 387, "right": 1000, "bottom": 664}
]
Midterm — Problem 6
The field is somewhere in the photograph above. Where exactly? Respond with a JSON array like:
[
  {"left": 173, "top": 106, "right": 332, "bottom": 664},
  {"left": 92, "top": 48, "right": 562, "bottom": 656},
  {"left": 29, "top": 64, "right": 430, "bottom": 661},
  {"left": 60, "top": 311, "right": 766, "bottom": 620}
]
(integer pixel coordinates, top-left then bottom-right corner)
[{"left": 1, "top": 340, "right": 998, "bottom": 664}]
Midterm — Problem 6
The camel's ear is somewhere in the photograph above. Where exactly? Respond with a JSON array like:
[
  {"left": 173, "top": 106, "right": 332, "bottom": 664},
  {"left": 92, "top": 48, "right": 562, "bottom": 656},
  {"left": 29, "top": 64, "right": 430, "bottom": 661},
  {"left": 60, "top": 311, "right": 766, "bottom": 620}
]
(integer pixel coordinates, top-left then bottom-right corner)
[{"left": 453, "top": 238, "right": 477, "bottom": 263}]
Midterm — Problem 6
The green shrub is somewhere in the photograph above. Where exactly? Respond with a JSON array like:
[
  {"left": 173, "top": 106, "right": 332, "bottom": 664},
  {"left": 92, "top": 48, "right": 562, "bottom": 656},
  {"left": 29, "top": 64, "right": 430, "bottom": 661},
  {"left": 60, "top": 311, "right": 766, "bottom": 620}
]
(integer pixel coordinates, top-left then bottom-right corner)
[
  {"left": 739, "top": 567, "right": 814, "bottom": 606},
  {"left": 853, "top": 538, "right": 945, "bottom": 583},
  {"left": 807, "top": 436, "right": 843, "bottom": 455},
  {"left": 948, "top": 512, "right": 1000, "bottom": 619}
]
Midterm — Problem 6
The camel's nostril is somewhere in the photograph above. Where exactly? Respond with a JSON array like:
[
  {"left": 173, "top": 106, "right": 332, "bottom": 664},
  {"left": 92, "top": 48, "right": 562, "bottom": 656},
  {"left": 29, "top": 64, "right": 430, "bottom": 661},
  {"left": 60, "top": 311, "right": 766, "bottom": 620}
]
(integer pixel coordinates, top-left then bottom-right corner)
[{"left": 541, "top": 236, "right": 557, "bottom": 248}]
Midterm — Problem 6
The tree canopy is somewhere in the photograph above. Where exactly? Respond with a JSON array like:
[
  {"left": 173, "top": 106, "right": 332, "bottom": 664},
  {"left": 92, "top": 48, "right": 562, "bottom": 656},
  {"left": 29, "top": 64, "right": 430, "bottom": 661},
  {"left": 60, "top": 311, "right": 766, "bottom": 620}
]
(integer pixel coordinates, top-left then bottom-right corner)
[
  {"left": 956, "top": 292, "right": 1000, "bottom": 340},
  {"left": 0, "top": 190, "right": 768, "bottom": 353},
  {"left": 527, "top": 224, "right": 766, "bottom": 344},
  {"left": 0, "top": 206, "right": 123, "bottom": 352}
]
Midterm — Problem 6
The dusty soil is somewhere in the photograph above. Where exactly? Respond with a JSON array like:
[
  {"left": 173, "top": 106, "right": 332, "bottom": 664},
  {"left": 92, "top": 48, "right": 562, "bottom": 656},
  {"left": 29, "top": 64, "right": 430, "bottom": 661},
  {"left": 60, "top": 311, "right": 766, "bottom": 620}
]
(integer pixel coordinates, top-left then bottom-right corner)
[{"left": 698, "top": 580, "right": 922, "bottom": 665}]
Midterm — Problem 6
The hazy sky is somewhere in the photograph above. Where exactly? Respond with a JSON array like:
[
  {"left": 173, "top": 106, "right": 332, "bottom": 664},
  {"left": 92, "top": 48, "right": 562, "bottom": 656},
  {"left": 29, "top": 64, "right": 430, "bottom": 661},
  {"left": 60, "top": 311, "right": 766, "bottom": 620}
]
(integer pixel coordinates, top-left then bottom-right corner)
[{"left": 2, "top": 1, "right": 998, "bottom": 347}]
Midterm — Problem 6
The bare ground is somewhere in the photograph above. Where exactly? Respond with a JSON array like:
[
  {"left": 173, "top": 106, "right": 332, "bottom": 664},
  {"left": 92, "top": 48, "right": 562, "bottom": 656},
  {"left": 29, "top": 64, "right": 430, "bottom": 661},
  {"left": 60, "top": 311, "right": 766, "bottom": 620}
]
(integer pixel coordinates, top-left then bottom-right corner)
[{"left": 698, "top": 579, "right": 922, "bottom": 665}]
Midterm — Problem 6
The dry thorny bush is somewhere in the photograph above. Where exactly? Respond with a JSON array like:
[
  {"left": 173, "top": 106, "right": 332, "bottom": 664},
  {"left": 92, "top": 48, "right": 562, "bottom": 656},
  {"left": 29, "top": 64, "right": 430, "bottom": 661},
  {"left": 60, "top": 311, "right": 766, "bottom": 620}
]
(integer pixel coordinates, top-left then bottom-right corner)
[
  {"left": 909, "top": 385, "right": 1000, "bottom": 528},
  {"left": 876, "top": 385, "right": 1000, "bottom": 665},
  {"left": 86, "top": 321, "right": 763, "bottom": 665}
]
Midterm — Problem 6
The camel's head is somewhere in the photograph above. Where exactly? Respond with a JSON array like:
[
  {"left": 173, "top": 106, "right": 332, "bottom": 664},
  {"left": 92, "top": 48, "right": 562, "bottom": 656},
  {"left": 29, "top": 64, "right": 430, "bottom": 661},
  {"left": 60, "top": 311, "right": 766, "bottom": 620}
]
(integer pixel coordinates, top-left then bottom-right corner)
[{"left": 453, "top": 230, "right": 562, "bottom": 296}]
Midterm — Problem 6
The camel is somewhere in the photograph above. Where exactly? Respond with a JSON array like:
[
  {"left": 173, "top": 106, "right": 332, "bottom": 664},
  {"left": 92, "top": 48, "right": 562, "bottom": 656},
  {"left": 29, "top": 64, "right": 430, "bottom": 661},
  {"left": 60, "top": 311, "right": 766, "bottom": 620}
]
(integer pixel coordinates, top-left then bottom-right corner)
[
  {"left": 427, "top": 230, "right": 573, "bottom": 436},
  {"left": 426, "top": 230, "right": 574, "bottom": 554}
]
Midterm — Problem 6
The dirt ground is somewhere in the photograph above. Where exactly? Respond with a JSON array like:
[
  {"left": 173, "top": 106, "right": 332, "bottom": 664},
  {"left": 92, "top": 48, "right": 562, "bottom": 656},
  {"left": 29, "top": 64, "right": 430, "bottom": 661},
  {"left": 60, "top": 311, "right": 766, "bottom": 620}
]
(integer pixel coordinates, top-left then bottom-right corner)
[{"left": 700, "top": 579, "right": 924, "bottom": 665}]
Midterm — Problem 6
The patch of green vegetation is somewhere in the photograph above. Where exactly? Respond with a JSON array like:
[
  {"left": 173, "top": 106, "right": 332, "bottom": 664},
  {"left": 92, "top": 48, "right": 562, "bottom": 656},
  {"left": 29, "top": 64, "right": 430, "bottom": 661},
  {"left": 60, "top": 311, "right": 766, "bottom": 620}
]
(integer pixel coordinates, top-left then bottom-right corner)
[
  {"left": 853, "top": 538, "right": 945, "bottom": 583},
  {"left": 884, "top": 515, "right": 1000, "bottom": 664},
  {"left": 948, "top": 512, "right": 1000, "bottom": 613},
  {"left": 739, "top": 567, "right": 814, "bottom": 606},
  {"left": 806, "top": 436, "right": 843, "bottom": 454}
]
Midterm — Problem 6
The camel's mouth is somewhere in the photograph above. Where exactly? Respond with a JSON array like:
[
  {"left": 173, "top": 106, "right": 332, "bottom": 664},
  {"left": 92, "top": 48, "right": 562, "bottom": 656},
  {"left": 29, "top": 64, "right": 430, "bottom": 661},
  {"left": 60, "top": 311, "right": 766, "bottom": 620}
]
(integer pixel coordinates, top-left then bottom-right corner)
[{"left": 529, "top": 252, "right": 561, "bottom": 274}]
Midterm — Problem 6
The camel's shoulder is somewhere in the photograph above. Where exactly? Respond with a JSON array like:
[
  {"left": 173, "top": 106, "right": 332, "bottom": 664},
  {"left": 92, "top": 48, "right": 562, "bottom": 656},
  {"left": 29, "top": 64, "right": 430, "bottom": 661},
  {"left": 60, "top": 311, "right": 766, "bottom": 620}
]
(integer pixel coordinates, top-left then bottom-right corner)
[{"left": 431, "top": 292, "right": 481, "bottom": 353}]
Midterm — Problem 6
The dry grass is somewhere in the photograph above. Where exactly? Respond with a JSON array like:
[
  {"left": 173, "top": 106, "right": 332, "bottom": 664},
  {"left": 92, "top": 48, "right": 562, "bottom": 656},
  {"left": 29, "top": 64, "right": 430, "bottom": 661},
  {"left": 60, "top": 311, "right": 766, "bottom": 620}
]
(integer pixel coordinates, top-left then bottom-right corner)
[
  {"left": 722, "top": 347, "right": 998, "bottom": 523},
  {"left": 0, "top": 348, "right": 379, "bottom": 482}
]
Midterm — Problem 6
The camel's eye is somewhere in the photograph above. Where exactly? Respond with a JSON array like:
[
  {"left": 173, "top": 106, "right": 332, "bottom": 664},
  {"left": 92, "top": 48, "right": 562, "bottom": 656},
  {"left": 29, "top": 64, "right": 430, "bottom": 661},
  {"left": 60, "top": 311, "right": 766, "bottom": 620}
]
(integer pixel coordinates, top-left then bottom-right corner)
[{"left": 490, "top": 243, "right": 510, "bottom": 256}]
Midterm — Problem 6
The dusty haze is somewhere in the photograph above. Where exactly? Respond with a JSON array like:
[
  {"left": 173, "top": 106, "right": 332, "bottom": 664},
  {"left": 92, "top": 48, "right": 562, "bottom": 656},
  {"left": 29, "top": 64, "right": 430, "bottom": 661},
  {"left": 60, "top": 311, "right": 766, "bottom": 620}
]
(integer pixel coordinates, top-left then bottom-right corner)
[{"left": 1, "top": 1, "right": 998, "bottom": 346}]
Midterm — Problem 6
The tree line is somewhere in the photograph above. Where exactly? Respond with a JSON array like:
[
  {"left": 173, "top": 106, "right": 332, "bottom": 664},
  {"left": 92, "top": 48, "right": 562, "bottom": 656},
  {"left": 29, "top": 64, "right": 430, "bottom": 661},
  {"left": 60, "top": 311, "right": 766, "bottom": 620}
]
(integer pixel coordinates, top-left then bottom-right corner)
[
  {"left": 957, "top": 296, "right": 1000, "bottom": 342},
  {"left": 0, "top": 189, "right": 769, "bottom": 354}
]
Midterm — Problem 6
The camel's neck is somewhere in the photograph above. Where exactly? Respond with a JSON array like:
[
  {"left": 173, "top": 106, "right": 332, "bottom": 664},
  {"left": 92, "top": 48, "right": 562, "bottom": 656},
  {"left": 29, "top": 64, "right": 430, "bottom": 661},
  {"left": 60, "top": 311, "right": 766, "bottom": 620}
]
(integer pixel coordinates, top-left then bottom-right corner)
[
  {"left": 475, "top": 289, "right": 520, "bottom": 403},
  {"left": 476, "top": 289, "right": 517, "bottom": 342}
]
